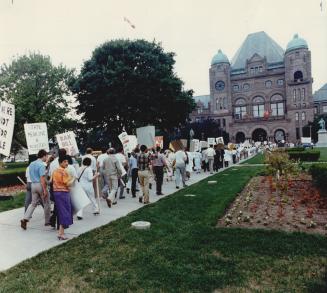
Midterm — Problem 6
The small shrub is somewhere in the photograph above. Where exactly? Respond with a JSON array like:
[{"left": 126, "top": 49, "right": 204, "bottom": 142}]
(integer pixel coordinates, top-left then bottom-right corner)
[
  {"left": 309, "top": 164, "right": 327, "bottom": 196},
  {"left": 286, "top": 147, "right": 305, "bottom": 152},
  {"left": 288, "top": 150, "right": 320, "bottom": 161}
]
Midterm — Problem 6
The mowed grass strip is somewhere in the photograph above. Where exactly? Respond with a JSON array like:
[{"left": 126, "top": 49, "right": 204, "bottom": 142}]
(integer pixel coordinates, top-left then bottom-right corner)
[
  {"left": 0, "top": 192, "right": 25, "bottom": 212},
  {"left": 0, "top": 167, "right": 326, "bottom": 293}
]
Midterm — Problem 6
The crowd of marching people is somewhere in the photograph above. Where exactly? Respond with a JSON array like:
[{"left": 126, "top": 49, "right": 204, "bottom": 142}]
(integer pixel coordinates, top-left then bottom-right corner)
[{"left": 20, "top": 143, "right": 258, "bottom": 240}]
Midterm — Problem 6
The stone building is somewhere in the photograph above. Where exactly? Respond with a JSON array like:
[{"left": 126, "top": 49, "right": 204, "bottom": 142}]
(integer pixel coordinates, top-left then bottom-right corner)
[
  {"left": 190, "top": 31, "right": 314, "bottom": 143},
  {"left": 313, "top": 84, "right": 327, "bottom": 116}
]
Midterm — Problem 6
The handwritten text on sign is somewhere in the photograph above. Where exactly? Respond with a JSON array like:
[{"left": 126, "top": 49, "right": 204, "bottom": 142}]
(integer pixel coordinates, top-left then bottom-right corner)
[
  {"left": 24, "top": 123, "right": 49, "bottom": 155},
  {"left": 0, "top": 101, "right": 15, "bottom": 157},
  {"left": 56, "top": 131, "right": 79, "bottom": 155}
]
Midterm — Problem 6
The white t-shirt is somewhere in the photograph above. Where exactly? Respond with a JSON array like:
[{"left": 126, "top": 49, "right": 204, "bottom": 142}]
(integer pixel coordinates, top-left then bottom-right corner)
[
  {"left": 49, "top": 158, "right": 59, "bottom": 177},
  {"left": 82, "top": 154, "right": 97, "bottom": 171},
  {"left": 25, "top": 167, "right": 31, "bottom": 183},
  {"left": 115, "top": 153, "right": 127, "bottom": 176},
  {"left": 175, "top": 150, "right": 187, "bottom": 166},
  {"left": 67, "top": 164, "right": 78, "bottom": 179},
  {"left": 97, "top": 153, "right": 109, "bottom": 169},
  {"left": 206, "top": 147, "right": 215, "bottom": 157},
  {"left": 78, "top": 166, "right": 94, "bottom": 189}
]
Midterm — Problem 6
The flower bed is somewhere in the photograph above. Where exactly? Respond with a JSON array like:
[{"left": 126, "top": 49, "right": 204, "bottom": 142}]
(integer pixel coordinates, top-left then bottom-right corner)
[{"left": 218, "top": 175, "right": 327, "bottom": 236}]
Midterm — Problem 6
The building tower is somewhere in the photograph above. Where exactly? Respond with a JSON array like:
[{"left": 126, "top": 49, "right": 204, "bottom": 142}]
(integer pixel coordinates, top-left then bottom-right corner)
[
  {"left": 209, "top": 49, "right": 231, "bottom": 132},
  {"left": 284, "top": 34, "right": 314, "bottom": 142}
]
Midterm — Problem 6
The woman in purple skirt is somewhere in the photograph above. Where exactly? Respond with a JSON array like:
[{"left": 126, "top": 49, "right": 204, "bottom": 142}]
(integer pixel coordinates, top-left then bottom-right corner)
[{"left": 51, "top": 155, "right": 74, "bottom": 240}]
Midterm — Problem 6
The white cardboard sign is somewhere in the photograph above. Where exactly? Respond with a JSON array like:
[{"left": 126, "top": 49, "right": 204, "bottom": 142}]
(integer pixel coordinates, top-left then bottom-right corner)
[
  {"left": 216, "top": 137, "right": 224, "bottom": 145},
  {"left": 190, "top": 139, "right": 200, "bottom": 152},
  {"left": 56, "top": 131, "right": 79, "bottom": 156},
  {"left": 207, "top": 137, "right": 215, "bottom": 146},
  {"left": 0, "top": 101, "right": 15, "bottom": 157},
  {"left": 118, "top": 132, "right": 132, "bottom": 154},
  {"left": 24, "top": 123, "right": 49, "bottom": 155},
  {"left": 136, "top": 126, "right": 155, "bottom": 148}
]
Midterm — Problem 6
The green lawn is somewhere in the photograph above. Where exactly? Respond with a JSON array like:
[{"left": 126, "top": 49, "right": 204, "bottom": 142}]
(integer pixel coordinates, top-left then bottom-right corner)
[
  {"left": 316, "top": 147, "right": 327, "bottom": 161},
  {"left": 241, "top": 153, "right": 265, "bottom": 164},
  {"left": 0, "top": 167, "right": 326, "bottom": 292},
  {"left": 0, "top": 192, "right": 25, "bottom": 212}
]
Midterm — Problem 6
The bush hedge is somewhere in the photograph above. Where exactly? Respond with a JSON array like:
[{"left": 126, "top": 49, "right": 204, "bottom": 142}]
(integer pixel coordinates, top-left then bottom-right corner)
[
  {"left": 309, "top": 164, "right": 327, "bottom": 196},
  {"left": 0, "top": 171, "right": 26, "bottom": 188},
  {"left": 286, "top": 147, "right": 305, "bottom": 152},
  {"left": 288, "top": 150, "right": 320, "bottom": 161}
]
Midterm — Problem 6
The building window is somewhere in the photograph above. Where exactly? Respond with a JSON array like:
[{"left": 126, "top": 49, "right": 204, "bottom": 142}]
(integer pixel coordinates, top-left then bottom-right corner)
[
  {"left": 265, "top": 80, "right": 272, "bottom": 88},
  {"left": 253, "top": 104, "right": 264, "bottom": 117},
  {"left": 295, "top": 51, "right": 300, "bottom": 57},
  {"left": 243, "top": 83, "right": 250, "bottom": 90},
  {"left": 223, "top": 97, "right": 227, "bottom": 109},
  {"left": 296, "top": 127, "right": 300, "bottom": 140},
  {"left": 314, "top": 107, "right": 318, "bottom": 114},
  {"left": 222, "top": 118, "right": 226, "bottom": 127},
  {"left": 217, "top": 119, "right": 221, "bottom": 127},
  {"left": 294, "top": 70, "right": 303, "bottom": 82},
  {"left": 259, "top": 66, "right": 263, "bottom": 72},
  {"left": 277, "top": 79, "right": 284, "bottom": 86},
  {"left": 250, "top": 67, "right": 254, "bottom": 74},
  {"left": 323, "top": 105, "right": 327, "bottom": 113},
  {"left": 302, "top": 88, "right": 305, "bottom": 100},
  {"left": 235, "top": 106, "right": 247, "bottom": 120},
  {"left": 233, "top": 85, "right": 239, "bottom": 92},
  {"left": 297, "top": 89, "right": 301, "bottom": 101},
  {"left": 303, "top": 103, "right": 306, "bottom": 108},
  {"left": 302, "top": 112, "right": 306, "bottom": 121},
  {"left": 271, "top": 102, "right": 284, "bottom": 116},
  {"left": 216, "top": 99, "right": 219, "bottom": 110},
  {"left": 295, "top": 112, "right": 299, "bottom": 121},
  {"left": 255, "top": 67, "right": 259, "bottom": 74},
  {"left": 293, "top": 89, "right": 296, "bottom": 102}
]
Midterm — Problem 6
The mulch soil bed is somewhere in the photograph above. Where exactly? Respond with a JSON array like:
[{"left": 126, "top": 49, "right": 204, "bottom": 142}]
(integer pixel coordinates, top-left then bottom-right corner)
[{"left": 218, "top": 174, "right": 327, "bottom": 236}]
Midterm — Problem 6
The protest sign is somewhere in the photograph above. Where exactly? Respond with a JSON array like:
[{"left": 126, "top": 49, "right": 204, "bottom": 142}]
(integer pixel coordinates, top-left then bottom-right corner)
[
  {"left": 24, "top": 123, "right": 49, "bottom": 155},
  {"left": 136, "top": 126, "right": 155, "bottom": 148},
  {"left": 128, "top": 135, "right": 138, "bottom": 150},
  {"left": 207, "top": 137, "right": 215, "bottom": 146},
  {"left": 216, "top": 137, "right": 224, "bottom": 145},
  {"left": 200, "top": 140, "right": 208, "bottom": 149},
  {"left": 169, "top": 140, "right": 184, "bottom": 151},
  {"left": 155, "top": 136, "right": 163, "bottom": 148},
  {"left": 0, "top": 101, "right": 15, "bottom": 157},
  {"left": 190, "top": 139, "right": 200, "bottom": 152},
  {"left": 118, "top": 132, "right": 132, "bottom": 154},
  {"left": 56, "top": 131, "right": 79, "bottom": 155}
]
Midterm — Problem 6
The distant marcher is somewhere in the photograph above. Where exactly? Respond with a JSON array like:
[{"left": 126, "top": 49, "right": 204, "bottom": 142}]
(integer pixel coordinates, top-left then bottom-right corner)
[
  {"left": 51, "top": 155, "right": 74, "bottom": 240},
  {"left": 206, "top": 145, "right": 215, "bottom": 174},
  {"left": 151, "top": 146, "right": 166, "bottom": 195},
  {"left": 137, "top": 145, "right": 151, "bottom": 204},
  {"left": 174, "top": 148, "right": 188, "bottom": 189},
  {"left": 128, "top": 149, "right": 139, "bottom": 198},
  {"left": 21, "top": 149, "right": 51, "bottom": 230},
  {"left": 77, "top": 157, "right": 100, "bottom": 218}
]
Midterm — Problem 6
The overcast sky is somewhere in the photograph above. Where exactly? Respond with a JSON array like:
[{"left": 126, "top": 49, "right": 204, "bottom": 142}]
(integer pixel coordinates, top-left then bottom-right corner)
[{"left": 0, "top": 0, "right": 326, "bottom": 95}]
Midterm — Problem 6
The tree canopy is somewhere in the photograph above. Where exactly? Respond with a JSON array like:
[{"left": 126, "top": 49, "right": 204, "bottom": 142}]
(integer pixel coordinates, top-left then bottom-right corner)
[
  {"left": 71, "top": 39, "right": 195, "bottom": 143},
  {"left": 0, "top": 53, "right": 76, "bottom": 151}
]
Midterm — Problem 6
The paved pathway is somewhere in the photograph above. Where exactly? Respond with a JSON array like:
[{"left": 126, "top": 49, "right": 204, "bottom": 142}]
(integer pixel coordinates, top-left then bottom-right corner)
[{"left": 0, "top": 155, "right": 256, "bottom": 271}]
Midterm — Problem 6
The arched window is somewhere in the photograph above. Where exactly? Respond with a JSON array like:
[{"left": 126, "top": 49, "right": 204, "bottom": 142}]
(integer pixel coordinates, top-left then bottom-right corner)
[
  {"left": 270, "top": 94, "right": 284, "bottom": 116},
  {"left": 223, "top": 97, "right": 227, "bottom": 109},
  {"left": 302, "top": 111, "right": 306, "bottom": 121},
  {"left": 294, "top": 71, "right": 303, "bottom": 82},
  {"left": 295, "top": 112, "right": 299, "bottom": 121},
  {"left": 234, "top": 98, "right": 247, "bottom": 120},
  {"left": 252, "top": 96, "right": 265, "bottom": 118}
]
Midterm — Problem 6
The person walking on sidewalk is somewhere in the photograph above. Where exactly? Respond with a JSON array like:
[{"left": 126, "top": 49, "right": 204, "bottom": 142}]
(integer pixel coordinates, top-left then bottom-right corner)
[
  {"left": 151, "top": 146, "right": 166, "bottom": 196},
  {"left": 103, "top": 148, "right": 122, "bottom": 207},
  {"left": 137, "top": 145, "right": 151, "bottom": 204},
  {"left": 21, "top": 149, "right": 51, "bottom": 230},
  {"left": 128, "top": 149, "right": 139, "bottom": 198},
  {"left": 175, "top": 148, "right": 188, "bottom": 189}
]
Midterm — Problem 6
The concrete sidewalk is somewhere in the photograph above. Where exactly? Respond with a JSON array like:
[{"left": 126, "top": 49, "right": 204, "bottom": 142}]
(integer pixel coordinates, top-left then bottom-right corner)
[{"left": 0, "top": 171, "right": 211, "bottom": 271}]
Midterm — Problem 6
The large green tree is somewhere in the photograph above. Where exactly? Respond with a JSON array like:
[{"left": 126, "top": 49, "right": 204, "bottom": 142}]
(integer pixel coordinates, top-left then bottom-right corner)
[
  {"left": 71, "top": 39, "right": 195, "bottom": 144},
  {"left": 0, "top": 53, "right": 76, "bottom": 151}
]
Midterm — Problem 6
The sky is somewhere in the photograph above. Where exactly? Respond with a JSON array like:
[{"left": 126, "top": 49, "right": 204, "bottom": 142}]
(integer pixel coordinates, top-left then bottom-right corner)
[{"left": 0, "top": 0, "right": 326, "bottom": 96}]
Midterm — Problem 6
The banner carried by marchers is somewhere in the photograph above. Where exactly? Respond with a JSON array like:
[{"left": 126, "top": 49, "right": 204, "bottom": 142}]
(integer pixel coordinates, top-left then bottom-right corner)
[
  {"left": 24, "top": 123, "right": 49, "bottom": 155},
  {"left": 56, "top": 131, "right": 79, "bottom": 156},
  {"left": 0, "top": 101, "right": 15, "bottom": 157},
  {"left": 190, "top": 139, "right": 200, "bottom": 152}
]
